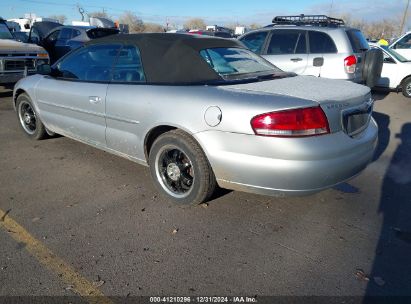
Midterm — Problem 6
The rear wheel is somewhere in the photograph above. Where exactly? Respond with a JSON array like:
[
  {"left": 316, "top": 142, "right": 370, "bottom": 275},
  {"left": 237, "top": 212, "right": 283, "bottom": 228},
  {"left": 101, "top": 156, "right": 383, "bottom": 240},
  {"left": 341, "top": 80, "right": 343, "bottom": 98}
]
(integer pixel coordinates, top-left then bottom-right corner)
[
  {"left": 402, "top": 77, "right": 411, "bottom": 98},
  {"left": 149, "top": 130, "right": 216, "bottom": 205},
  {"left": 16, "top": 93, "right": 47, "bottom": 140}
]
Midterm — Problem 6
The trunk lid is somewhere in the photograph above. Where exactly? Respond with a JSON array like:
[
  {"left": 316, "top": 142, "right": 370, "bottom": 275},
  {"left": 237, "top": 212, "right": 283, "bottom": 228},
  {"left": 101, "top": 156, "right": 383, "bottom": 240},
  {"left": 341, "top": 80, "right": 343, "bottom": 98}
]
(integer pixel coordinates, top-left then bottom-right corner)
[{"left": 219, "top": 75, "right": 373, "bottom": 135}]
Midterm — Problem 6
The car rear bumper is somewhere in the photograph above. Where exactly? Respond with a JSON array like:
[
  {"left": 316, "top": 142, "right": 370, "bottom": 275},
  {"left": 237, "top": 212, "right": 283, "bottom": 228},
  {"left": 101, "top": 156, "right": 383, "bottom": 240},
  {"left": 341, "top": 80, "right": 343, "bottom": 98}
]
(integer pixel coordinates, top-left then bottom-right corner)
[{"left": 195, "top": 118, "right": 378, "bottom": 197}]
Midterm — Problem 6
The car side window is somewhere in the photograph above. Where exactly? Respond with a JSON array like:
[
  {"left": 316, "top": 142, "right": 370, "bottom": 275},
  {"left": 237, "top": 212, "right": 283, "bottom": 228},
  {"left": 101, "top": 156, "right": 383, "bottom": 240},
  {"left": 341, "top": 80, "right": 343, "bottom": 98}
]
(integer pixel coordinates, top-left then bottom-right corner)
[
  {"left": 55, "top": 44, "right": 121, "bottom": 82},
  {"left": 112, "top": 45, "right": 146, "bottom": 83},
  {"left": 309, "top": 31, "right": 337, "bottom": 53},
  {"left": 47, "top": 30, "right": 60, "bottom": 42},
  {"left": 240, "top": 31, "right": 268, "bottom": 53},
  {"left": 72, "top": 29, "right": 81, "bottom": 38},
  {"left": 267, "top": 30, "right": 307, "bottom": 55},
  {"left": 395, "top": 34, "right": 411, "bottom": 49},
  {"left": 58, "top": 28, "right": 73, "bottom": 40}
]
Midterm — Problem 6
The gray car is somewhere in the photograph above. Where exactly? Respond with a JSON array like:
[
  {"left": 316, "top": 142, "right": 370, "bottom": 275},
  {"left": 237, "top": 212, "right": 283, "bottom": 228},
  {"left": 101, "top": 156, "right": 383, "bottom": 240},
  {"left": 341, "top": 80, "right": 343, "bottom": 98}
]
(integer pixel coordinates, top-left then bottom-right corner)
[
  {"left": 13, "top": 33, "right": 378, "bottom": 205},
  {"left": 238, "top": 15, "right": 383, "bottom": 88}
]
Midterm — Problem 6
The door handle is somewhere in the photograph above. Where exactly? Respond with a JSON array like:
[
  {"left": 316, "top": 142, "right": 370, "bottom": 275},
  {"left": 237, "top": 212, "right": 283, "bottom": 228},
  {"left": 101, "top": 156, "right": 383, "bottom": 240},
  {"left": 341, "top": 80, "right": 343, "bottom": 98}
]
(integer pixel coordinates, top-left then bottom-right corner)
[
  {"left": 89, "top": 96, "right": 102, "bottom": 104},
  {"left": 290, "top": 58, "right": 303, "bottom": 62}
]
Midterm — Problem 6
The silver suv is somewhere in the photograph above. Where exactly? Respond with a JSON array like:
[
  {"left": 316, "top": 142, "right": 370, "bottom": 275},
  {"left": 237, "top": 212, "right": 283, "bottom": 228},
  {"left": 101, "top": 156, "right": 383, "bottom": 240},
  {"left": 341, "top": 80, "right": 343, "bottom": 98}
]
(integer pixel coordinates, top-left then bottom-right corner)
[{"left": 239, "top": 15, "right": 383, "bottom": 87}]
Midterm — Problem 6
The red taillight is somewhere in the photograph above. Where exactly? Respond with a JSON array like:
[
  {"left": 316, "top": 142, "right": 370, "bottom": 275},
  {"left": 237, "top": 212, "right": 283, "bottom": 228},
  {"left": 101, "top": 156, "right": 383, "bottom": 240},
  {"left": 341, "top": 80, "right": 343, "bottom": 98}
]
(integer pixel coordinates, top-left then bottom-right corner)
[
  {"left": 344, "top": 55, "right": 357, "bottom": 74},
  {"left": 251, "top": 107, "right": 330, "bottom": 137}
]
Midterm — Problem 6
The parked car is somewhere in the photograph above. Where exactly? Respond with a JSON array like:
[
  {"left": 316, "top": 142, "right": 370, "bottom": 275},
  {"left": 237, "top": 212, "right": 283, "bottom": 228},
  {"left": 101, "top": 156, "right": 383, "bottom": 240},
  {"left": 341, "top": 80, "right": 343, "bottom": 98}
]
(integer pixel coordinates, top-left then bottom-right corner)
[
  {"left": 238, "top": 14, "right": 383, "bottom": 87},
  {"left": 13, "top": 33, "right": 377, "bottom": 205},
  {"left": 370, "top": 43, "right": 411, "bottom": 97},
  {"left": 28, "top": 21, "right": 119, "bottom": 63},
  {"left": 0, "top": 18, "right": 49, "bottom": 85}
]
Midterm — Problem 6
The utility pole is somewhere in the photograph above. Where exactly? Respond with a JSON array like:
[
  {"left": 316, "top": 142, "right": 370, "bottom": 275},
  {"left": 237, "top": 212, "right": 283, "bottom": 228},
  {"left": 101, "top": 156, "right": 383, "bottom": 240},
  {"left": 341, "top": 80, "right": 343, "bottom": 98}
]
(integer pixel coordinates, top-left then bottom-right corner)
[
  {"left": 329, "top": 0, "right": 334, "bottom": 16},
  {"left": 400, "top": 0, "right": 410, "bottom": 35}
]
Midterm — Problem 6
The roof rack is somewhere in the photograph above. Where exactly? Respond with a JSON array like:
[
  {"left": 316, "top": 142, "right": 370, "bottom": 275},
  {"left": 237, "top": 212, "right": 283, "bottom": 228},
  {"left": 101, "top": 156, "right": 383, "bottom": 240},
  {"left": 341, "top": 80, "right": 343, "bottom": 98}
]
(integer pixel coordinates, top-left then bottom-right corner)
[{"left": 268, "top": 14, "right": 345, "bottom": 27}]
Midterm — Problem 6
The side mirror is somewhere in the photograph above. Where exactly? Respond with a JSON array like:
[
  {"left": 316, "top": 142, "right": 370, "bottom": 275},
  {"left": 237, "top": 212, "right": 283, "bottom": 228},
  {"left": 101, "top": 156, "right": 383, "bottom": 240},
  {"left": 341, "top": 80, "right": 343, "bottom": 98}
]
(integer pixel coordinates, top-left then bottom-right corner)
[
  {"left": 384, "top": 57, "right": 395, "bottom": 64},
  {"left": 36, "top": 64, "right": 51, "bottom": 75}
]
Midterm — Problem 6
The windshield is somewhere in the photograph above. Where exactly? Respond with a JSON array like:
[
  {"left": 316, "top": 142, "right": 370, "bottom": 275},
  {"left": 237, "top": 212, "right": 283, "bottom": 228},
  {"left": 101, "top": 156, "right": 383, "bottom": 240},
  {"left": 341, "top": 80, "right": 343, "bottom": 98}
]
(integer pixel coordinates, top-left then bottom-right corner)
[
  {"left": 0, "top": 23, "right": 14, "bottom": 40},
  {"left": 381, "top": 45, "right": 408, "bottom": 62},
  {"left": 200, "top": 47, "right": 281, "bottom": 80}
]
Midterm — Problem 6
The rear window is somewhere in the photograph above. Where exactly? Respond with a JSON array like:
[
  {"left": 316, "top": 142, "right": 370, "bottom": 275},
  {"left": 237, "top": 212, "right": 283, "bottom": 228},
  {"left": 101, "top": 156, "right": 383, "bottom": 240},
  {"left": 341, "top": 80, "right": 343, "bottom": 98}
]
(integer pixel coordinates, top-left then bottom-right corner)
[
  {"left": 346, "top": 30, "right": 369, "bottom": 53},
  {"left": 200, "top": 47, "right": 279, "bottom": 79}
]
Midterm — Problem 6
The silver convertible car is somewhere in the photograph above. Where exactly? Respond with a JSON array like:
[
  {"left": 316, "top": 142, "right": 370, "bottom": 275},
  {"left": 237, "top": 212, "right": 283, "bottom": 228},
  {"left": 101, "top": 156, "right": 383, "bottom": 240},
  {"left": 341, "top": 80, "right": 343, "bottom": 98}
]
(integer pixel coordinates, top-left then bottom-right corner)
[{"left": 13, "top": 33, "right": 378, "bottom": 205}]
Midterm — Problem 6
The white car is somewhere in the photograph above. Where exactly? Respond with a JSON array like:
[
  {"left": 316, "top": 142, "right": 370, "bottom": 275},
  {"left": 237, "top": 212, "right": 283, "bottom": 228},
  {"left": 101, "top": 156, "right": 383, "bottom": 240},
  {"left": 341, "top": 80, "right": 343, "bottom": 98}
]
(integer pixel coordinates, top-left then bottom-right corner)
[
  {"left": 370, "top": 43, "right": 411, "bottom": 97},
  {"left": 389, "top": 31, "right": 411, "bottom": 60}
]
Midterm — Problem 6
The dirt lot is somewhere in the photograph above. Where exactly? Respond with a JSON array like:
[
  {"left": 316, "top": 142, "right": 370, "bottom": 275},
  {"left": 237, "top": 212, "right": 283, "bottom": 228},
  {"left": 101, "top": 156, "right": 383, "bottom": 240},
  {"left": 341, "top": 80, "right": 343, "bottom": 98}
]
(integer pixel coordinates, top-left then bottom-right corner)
[{"left": 0, "top": 87, "right": 410, "bottom": 301}]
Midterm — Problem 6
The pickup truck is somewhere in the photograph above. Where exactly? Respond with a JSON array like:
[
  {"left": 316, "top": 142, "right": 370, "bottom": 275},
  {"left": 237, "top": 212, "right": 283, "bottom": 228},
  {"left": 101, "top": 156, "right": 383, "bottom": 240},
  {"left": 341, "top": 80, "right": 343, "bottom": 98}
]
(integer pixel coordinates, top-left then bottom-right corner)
[{"left": 0, "top": 18, "right": 49, "bottom": 86}]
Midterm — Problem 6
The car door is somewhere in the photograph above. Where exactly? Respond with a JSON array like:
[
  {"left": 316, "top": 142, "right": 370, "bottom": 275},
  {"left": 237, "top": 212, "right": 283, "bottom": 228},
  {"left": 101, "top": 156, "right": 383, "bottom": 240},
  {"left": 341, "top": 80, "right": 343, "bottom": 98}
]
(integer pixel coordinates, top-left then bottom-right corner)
[
  {"left": 55, "top": 28, "right": 74, "bottom": 60},
  {"left": 43, "top": 29, "right": 60, "bottom": 63},
  {"left": 305, "top": 31, "right": 338, "bottom": 77},
  {"left": 105, "top": 45, "right": 147, "bottom": 160},
  {"left": 377, "top": 51, "right": 399, "bottom": 88},
  {"left": 35, "top": 44, "right": 122, "bottom": 147},
  {"left": 391, "top": 33, "right": 411, "bottom": 60},
  {"left": 262, "top": 29, "right": 308, "bottom": 74}
]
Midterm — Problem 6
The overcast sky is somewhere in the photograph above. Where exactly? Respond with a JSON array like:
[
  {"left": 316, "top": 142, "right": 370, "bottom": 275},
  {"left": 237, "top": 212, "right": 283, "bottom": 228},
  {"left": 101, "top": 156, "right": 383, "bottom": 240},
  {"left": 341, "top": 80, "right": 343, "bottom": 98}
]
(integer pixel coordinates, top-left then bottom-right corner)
[{"left": 3, "top": 0, "right": 410, "bottom": 27}]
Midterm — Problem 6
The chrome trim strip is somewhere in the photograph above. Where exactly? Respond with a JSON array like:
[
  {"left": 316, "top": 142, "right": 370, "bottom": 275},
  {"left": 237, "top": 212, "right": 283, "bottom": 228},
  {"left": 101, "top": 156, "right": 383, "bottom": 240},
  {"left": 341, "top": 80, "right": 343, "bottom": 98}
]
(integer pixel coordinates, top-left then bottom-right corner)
[
  {"left": 105, "top": 114, "right": 140, "bottom": 125},
  {"left": 37, "top": 100, "right": 140, "bottom": 124},
  {"left": 37, "top": 100, "right": 105, "bottom": 118}
]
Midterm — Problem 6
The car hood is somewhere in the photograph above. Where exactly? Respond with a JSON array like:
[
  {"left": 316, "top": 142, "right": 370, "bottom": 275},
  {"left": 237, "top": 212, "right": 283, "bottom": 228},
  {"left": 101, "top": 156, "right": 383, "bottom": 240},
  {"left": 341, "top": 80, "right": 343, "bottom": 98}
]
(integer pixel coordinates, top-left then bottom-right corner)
[
  {"left": 0, "top": 39, "right": 47, "bottom": 53},
  {"left": 219, "top": 75, "right": 370, "bottom": 104}
]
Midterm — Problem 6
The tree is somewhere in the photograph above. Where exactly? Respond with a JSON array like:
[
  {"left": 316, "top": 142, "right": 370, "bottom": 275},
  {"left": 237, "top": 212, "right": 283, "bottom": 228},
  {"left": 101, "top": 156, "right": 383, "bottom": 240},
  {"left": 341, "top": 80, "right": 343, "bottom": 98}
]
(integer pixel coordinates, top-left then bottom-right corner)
[
  {"left": 143, "top": 23, "right": 165, "bottom": 33},
  {"left": 119, "top": 11, "right": 145, "bottom": 33},
  {"left": 183, "top": 18, "right": 206, "bottom": 30},
  {"left": 89, "top": 11, "right": 109, "bottom": 18},
  {"left": 48, "top": 14, "right": 67, "bottom": 24},
  {"left": 249, "top": 23, "right": 262, "bottom": 30}
]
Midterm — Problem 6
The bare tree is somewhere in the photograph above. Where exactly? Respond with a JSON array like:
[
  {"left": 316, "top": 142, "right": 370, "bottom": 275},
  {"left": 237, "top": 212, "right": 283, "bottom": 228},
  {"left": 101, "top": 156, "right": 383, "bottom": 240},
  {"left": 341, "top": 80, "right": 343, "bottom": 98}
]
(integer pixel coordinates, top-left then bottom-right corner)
[
  {"left": 119, "top": 11, "right": 145, "bottom": 33},
  {"left": 335, "top": 13, "right": 400, "bottom": 39},
  {"left": 89, "top": 11, "right": 110, "bottom": 18},
  {"left": 48, "top": 14, "right": 67, "bottom": 24},
  {"left": 249, "top": 23, "right": 262, "bottom": 30},
  {"left": 143, "top": 23, "right": 165, "bottom": 33},
  {"left": 183, "top": 18, "right": 206, "bottom": 30}
]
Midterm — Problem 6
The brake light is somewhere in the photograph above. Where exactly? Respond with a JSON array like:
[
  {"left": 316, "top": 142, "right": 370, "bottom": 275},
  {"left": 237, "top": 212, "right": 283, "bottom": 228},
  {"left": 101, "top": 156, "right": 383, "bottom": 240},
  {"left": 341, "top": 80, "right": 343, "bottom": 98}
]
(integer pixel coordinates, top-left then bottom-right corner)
[
  {"left": 344, "top": 55, "right": 357, "bottom": 74},
  {"left": 251, "top": 107, "right": 330, "bottom": 137}
]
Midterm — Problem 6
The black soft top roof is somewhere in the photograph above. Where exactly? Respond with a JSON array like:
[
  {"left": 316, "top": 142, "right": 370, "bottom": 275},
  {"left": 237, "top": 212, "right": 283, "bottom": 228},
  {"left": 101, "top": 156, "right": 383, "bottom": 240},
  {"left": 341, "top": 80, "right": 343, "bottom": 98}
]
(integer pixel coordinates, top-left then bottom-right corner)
[
  {"left": 31, "top": 21, "right": 63, "bottom": 38},
  {"left": 86, "top": 33, "right": 246, "bottom": 84}
]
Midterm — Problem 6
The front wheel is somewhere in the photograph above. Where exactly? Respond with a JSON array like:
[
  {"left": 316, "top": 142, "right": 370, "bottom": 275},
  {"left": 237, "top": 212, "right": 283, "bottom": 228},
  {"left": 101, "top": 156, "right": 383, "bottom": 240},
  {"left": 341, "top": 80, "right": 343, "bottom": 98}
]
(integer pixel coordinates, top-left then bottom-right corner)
[
  {"left": 402, "top": 78, "right": 411, "bottom": 98},
  {"left": 149, "top": 130, "right": 216, "bottom": 205},
  {"left": 16, "top": 93, "right": 47, "bottom": 140}
]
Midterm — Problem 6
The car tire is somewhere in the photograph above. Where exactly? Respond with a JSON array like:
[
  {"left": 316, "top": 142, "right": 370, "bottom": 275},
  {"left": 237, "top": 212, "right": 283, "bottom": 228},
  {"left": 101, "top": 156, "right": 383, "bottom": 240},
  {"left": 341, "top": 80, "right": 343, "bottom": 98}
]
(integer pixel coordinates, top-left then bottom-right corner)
[
  {"left": 149, "top": 129, "right": 216, "bottom": 205},
  {"left": 402, "top": 77, "right": 411, "bottom": 98},
  {"left": 16, "top": 93, "right": 47, "bottom": 140},
  {"left": 363, "top": 48, "right": 384, "bottom": 88}
]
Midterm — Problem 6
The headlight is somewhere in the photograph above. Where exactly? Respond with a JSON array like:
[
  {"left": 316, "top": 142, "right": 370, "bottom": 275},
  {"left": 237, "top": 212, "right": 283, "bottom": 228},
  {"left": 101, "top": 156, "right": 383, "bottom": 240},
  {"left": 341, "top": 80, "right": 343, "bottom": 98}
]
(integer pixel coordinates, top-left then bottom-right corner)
[{"left": 36, "top": 59, "right": 48, "bottom": 66}]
